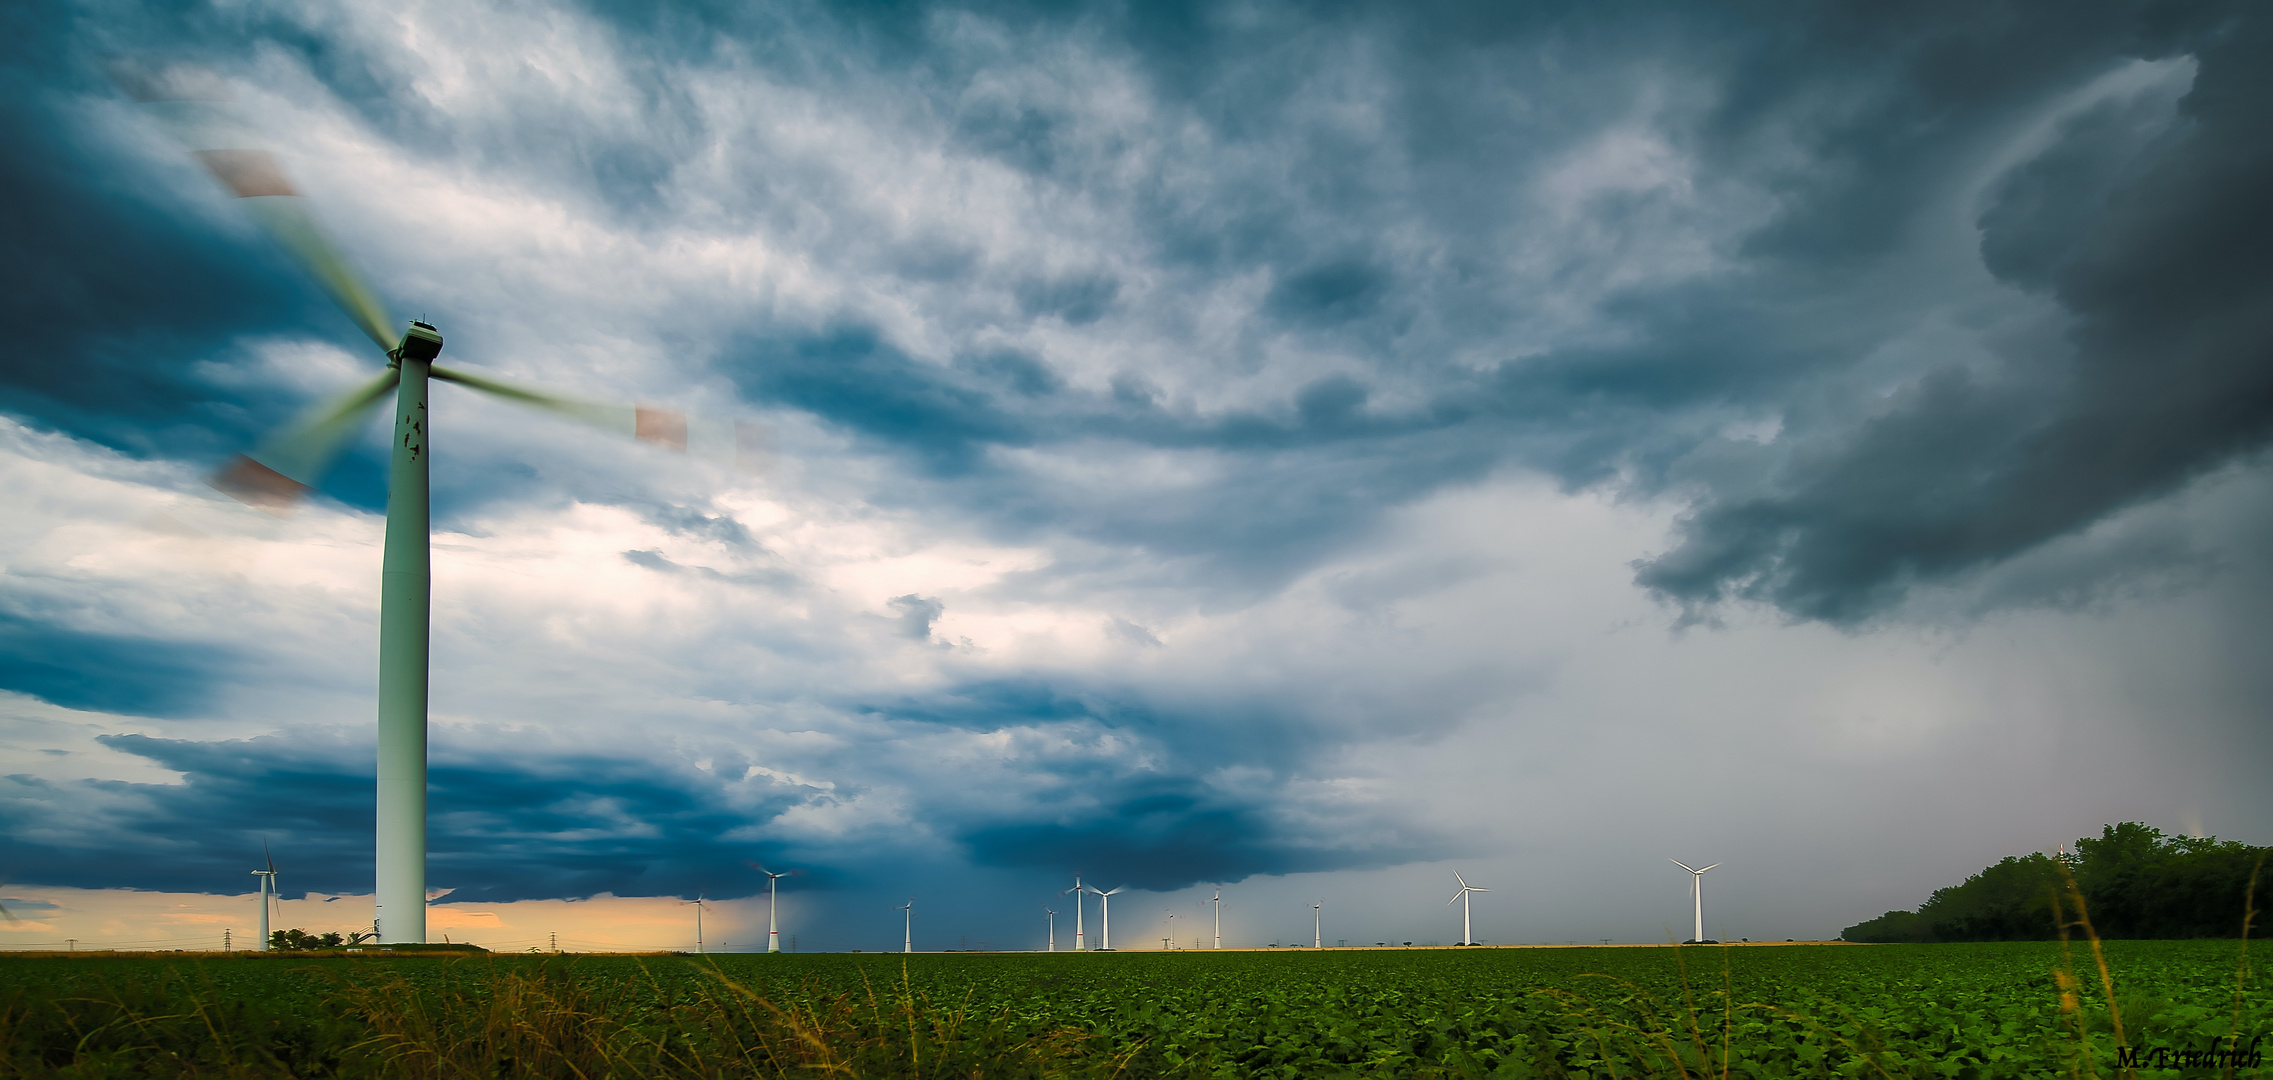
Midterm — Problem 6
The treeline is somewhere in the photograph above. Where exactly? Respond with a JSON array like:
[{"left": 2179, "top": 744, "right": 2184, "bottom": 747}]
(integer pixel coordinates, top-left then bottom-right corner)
[
  {"left": 267, "top": 928, "right": 370, "bottom": 950},
  {"left": 1843, "top": 822, "right": 2269, "bottom": 943}
]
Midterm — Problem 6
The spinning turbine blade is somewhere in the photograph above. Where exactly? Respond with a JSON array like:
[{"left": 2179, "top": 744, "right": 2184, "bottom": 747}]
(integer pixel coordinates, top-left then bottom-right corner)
[
  {"left": 430, "top": 364, "right": 765, "bottom": 469},
  {"left": 213, "top": 368, "right": 400, "bottom": 510},
  {"left": 111, "top": 61, "right": 397, "bottom": 352}
]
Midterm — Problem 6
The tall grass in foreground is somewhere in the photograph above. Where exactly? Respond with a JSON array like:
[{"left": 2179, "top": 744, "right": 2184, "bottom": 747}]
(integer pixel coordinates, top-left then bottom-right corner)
[
  {"left": 1508, "top": 857, "right": 2265, "bottom": 1080},
  {"left": 0, "top": 961, "right": 1131, "bottom": 1079}
]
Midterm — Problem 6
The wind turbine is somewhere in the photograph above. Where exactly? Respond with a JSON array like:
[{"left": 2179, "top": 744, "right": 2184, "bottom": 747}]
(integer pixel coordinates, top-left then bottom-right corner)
[
  {"left": 1045, "top": 907, "right": 1056, "bottom": 952},
  {"left": 758, "top": 867, "right": 792, "bottom": 953},
  {"left": 1211, "top": 888, "right": 1223, "bottom": 948},
  {"left": 683, "top": 894, "right": 706, "bottom": 954},
  {"left": 1089, "top": 885, "right": 1122, "bottom": 950},
  {"left": 251, "top": 845, "right": 278, "bottom": 951},
  {"left": 898, "top": 899, "right": 915, "bottom": 954},
  {"left": 113, "top": 63, "right": 753, "bottom": 944},
  {"left": 1449, "top": 872, "right": 1489, "bottom": 946},
  {"left": 1671, "top": 860, "right": 1720, "bottom": 944},
  {"left": 1061, "top": 875, "right": 1088, "bottom": 951},
  {"left": 1312, "top": 900, "right": 1322, "bottom": 949}
]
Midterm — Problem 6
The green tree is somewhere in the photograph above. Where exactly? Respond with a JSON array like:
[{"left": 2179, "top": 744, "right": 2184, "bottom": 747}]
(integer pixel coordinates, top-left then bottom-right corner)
[
  {"left": 1843, "top": 823, "right": 2269, "bottom": 942},
  {"left": 267, "top": 929, "right": 347, "bottom": 950}
]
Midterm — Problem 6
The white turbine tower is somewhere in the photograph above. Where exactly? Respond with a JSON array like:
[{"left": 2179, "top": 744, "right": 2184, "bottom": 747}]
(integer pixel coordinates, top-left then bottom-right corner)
[
  {"left": 1045, "top": 907, "right": 1057, "bottom": 952},
  {"left": 1449, "top": 872, "right": 1489, "bottom": 946},
  {"left": 1091, "top": 886, "right": 1123, "bottom": 950},
  {"left": 1312, "top": 901, "right": 1322, "bottom": 949},
  {"left": 1671, "top": 860, "right": 1720, "bottom": 943},
  {"left": 1061, "top": 876, "right": 1088, "bottom": 951},
  {"left": 250, "top": 846, "right": 278, "bottom": 951},
  {"left": 1211, "top": 888, "right": 1223, "bottom": 949},
  {"left": 765, "top": 870, "right": 793, "bottom": 953},
  {"left": 898, "top": 899, "right": 915, "bottom": 954}
]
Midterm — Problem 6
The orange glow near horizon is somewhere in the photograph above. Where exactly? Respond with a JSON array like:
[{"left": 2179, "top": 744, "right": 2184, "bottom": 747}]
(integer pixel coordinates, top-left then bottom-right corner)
[{"left": 0, "top": 886, "right": 782, "bottom": 953}]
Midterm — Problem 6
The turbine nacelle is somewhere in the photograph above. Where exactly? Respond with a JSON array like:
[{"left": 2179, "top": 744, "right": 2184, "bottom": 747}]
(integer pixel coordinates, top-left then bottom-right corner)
[{"left": 392, "top": 321, "right": 445, "bottom": 364}]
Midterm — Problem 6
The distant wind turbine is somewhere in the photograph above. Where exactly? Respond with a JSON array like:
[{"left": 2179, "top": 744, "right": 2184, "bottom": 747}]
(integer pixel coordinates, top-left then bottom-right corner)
[
  {"left": 683, "top": 894, "right": 707, "bottom": 954},
  {"left": 898, "top": 899, "right": 915, "bottom": 954},
  {"left": 1211, "top": 888, "right": 1223, "bottom": 948},
  {"left": 251, "top": 844, "right": 278, "bottom": 951},
  {"left": 1045, "top": 907, "right": 1057, "bottom": 952},
  {"left": 1313, "top": 900, "right": 1322, "bottom": 949},
  {"left": 1671, "top": 860, "right": 1720, "bottom": 944},
  {"left": 1091, "top": 885, "right": 1123, "bottom": 950},
  {"left": 758, "top": 867, "right": 793, "bottom": 953},
  {"left": 1061, "top": 875, "right": 1088, "bottom": 951},
  {"left": 1449, "top": 872, "right": 1489, "bottom": 946}
]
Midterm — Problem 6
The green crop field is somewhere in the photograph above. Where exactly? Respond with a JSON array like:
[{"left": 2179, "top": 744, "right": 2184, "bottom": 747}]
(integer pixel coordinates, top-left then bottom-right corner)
[{"left": 0, "top": 942, "right": 2263, "bottom": 1078}]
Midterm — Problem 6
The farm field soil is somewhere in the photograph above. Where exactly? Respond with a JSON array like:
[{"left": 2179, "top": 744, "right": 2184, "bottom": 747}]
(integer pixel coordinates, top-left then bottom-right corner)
[{"left": 0, "top": 941, "right": 2263, "bottom": 1077}]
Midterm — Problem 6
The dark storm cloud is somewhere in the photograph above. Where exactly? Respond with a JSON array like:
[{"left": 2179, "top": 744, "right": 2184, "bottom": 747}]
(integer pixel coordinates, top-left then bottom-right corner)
[
  {"left": 0, "top": 21, "right": 343, "bottom": 466},
  {"left": 1, "top": 688, "right": 1412, "bottom": 897},
  {"left": 854, "top": 678, "right": 1455, "bottom": 891},
  {"left": 721, "top": 325, "right": 1503, "bottom": 591},
  {"left": 730, "top": 328, "right": 1034, "bottom": 475},
  {"left": 21, "top": 0, "right": 2264, "bottom": 626},
  {"left": 0, "top": 608, "right": 234, "bottom": 718},
  {"left": 960, "top": 778, "right": 1388, "bottom": 891},
  {"left": 831, "top": 0, "right": 2273, "bottom": 624},
  {"left": 646, "top": 0, "right": 2273, "bottom": 624},
  {"left": 0, "top": 733, "right": 809, "bottom": 902},
  {"left": 1635, "top": 5, "right": 2273, "bottom": 622}
]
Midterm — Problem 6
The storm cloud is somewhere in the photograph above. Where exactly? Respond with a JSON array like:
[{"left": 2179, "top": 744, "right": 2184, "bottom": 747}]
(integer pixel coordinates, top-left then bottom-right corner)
[{"left": 2, "top": 0, "right": 2269, "bottom": 946}]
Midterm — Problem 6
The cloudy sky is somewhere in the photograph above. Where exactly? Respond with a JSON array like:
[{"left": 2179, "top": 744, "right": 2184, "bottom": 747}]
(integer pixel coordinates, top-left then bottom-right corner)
[{"left": 3, "top": 0, "right": 2269, "bottom": 951}]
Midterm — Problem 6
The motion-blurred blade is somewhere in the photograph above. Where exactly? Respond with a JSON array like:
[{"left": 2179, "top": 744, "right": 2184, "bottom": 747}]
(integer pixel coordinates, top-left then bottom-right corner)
[
  {"left": 213, "top": 368, "right": 399, "bottom": 511},
  {"left": 430, "top": 363, "right": 764, "bottom": 470},
  {"left": 109, "top": 60, "right": 397, "bottom": 352}
]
